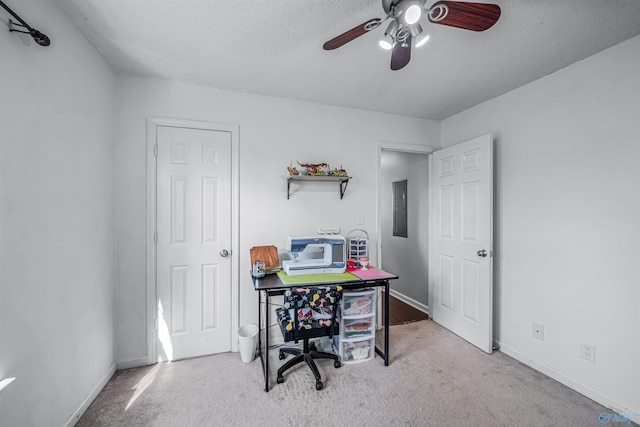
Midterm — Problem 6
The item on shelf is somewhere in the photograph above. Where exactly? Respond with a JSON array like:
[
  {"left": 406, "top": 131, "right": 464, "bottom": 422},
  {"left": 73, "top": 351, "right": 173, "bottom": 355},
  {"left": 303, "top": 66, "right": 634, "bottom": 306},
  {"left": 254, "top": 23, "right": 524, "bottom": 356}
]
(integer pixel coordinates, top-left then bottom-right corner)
[
  {"left": 330, "top": 165, "right": 348, "bottom": 177},
  {"left": 297, "top": 161, "right": 330, "bottom": 176},
  {"left": 359, "top": 257, "right": 370, "bottom": 270}
]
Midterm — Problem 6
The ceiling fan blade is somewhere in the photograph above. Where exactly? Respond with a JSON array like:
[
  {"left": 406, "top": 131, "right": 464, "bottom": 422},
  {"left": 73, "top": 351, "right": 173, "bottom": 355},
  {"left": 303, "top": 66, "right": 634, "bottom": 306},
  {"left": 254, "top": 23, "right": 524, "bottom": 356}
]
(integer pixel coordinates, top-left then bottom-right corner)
[
  {"left": 390, "top": 35, "right": 412, "bottom": 71},
  {"left": 428, "top": 1, "right": 501, "bottom": 32},
  {"left": 323, "top": 18, "right": 382, "bottom": 50}
]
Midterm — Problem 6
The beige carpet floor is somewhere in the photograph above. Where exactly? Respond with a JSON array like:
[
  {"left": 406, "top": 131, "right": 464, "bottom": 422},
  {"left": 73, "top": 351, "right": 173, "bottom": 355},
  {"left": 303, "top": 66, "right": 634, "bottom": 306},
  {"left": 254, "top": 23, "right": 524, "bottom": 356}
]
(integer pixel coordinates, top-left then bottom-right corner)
[{"left": 77, "top": 320, "right": 621, "bottom": 426}]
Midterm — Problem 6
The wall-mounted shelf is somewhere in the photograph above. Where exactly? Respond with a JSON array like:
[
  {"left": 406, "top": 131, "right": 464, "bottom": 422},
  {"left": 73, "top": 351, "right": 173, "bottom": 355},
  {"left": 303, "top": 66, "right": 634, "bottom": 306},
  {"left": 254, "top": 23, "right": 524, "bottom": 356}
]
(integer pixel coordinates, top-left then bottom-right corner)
[{"left": 287, "top": 175, "right": 351, "bottom": 199}]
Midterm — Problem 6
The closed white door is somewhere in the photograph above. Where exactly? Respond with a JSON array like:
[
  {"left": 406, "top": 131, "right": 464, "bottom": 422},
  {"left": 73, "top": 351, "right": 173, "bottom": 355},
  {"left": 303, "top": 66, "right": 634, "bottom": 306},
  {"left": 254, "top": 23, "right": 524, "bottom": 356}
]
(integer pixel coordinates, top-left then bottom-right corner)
[
  {"left": 155, "top": 125, "right": 233, "bottom": 361},
  {"left": 430, "top": 134, "right": 494, "bottom": 353}
]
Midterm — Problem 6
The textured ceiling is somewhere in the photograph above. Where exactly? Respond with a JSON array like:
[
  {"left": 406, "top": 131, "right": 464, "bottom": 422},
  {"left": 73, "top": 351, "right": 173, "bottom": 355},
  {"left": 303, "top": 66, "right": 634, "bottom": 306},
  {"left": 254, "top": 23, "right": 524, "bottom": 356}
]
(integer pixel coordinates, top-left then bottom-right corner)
[{"left": 53, "top": 0, "right": 640, "bottom": 120}]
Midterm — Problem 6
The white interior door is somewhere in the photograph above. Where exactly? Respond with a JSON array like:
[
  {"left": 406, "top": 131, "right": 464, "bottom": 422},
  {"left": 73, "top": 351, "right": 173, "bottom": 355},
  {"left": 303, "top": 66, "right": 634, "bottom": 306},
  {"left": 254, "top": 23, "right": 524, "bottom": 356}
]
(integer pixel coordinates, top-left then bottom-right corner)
[
  {"left": 155, "top": 125, "right": 233, "bottom": 361},
  {"left": 429, "top": 134, "right": 494, "bottom": 353}
]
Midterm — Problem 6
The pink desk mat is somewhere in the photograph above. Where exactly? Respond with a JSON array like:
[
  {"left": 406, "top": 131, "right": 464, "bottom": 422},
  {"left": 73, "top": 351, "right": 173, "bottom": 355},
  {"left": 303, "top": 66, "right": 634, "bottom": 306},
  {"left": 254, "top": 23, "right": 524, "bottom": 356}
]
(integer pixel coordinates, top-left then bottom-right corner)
[{"left": 347, "top": 266, "right": 396, "bottom": 280}]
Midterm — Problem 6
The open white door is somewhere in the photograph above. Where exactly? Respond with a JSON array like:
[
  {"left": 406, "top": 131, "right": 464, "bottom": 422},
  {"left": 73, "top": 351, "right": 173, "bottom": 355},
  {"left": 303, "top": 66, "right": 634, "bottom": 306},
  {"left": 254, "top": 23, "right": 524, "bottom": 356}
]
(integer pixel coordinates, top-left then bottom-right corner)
[{"left": 429, "top": 134, "right": 494, "bottom": 353}]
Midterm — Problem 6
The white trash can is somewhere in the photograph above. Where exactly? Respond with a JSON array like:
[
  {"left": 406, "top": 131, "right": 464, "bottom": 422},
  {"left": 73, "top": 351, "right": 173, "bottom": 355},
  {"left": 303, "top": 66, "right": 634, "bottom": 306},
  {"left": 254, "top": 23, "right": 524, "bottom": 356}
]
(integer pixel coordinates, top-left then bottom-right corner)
[{"left": 237, "top": 324, "right": 259, "bottom": 363}]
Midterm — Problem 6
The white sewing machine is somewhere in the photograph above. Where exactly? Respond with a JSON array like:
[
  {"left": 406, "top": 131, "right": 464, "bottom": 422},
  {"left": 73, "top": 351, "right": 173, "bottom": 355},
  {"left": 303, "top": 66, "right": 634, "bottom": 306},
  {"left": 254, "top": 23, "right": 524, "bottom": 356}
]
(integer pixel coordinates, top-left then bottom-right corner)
[{"left": 282, "top": 235, "right": 347, "bottom": 276}]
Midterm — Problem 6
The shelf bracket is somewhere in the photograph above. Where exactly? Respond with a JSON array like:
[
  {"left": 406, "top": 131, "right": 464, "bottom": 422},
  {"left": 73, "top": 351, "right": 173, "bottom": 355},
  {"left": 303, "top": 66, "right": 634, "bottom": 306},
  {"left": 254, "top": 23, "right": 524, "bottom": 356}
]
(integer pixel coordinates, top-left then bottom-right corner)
[
  {"left": 287, "top": 176, "right": 351, "bottom": 199},
  {"left": 339, "top": 179, "right": 348, "bottom": 199}
]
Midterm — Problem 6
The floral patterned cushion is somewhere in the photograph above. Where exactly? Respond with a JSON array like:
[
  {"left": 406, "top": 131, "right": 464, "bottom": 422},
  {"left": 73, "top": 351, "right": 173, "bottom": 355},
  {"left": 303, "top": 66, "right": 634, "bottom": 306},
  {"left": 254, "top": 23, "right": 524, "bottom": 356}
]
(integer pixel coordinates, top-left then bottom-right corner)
[{"left": 276, "top": 286, "right": 342, "bottom": 342}]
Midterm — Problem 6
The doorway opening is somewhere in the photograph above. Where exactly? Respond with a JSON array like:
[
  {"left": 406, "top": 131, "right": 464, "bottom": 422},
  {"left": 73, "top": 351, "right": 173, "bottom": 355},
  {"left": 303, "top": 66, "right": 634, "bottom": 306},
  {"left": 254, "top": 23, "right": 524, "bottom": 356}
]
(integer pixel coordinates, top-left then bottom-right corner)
[{"left": 377, "top": 142, "right": 435, "bottom": 315}]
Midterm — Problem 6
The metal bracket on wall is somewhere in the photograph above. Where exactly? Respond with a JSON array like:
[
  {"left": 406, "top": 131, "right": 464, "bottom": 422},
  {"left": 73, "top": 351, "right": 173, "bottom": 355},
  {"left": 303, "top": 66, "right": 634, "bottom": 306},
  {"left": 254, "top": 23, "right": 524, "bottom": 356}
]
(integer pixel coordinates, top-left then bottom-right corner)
[{"left": 286, "top": 176, "right": 351, "bottom": 199}]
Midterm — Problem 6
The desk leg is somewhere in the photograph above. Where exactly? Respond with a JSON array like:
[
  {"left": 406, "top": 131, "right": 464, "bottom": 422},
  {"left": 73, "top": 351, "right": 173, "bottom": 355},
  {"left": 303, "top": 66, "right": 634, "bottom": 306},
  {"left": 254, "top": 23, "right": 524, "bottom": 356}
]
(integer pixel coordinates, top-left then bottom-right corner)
[
  {"left": 384, "top": 280, "right": 389, "bottom": 366},
  {"left": 258, "top": 291, "right": 264, "bottom": 389},
  {"left": 374, "top": 280, "right": 391, "bottom": 366},
  {"left": 257, "top": 290, "right": 270, "bottom": 392},
  {"left": 259, "top": 290, "right": 263, "bottom": 361},
  {"left": 264, "top": 291, "right": 270, "bottom": 392}
]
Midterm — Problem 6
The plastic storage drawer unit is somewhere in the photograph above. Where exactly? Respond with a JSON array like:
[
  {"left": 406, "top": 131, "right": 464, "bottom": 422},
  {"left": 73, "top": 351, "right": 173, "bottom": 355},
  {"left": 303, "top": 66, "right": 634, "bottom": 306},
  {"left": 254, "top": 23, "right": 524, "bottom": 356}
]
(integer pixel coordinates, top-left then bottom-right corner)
[{"left": 335, "top": 289, "right": 376, "bottom": 364}]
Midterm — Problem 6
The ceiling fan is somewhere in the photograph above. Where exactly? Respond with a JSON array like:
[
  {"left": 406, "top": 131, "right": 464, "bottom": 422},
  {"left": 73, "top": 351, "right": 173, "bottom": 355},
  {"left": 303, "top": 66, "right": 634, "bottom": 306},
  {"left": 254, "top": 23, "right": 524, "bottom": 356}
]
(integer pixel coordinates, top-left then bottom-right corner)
[{"left": 323, "top": 0, "right": 500, "bottom": 70}]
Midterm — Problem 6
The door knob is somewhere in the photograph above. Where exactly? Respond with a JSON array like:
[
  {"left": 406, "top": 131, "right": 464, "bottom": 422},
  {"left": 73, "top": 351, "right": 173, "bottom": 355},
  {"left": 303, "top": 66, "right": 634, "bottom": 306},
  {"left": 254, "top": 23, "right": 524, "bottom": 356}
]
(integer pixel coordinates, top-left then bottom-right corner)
[
  {"left": 477, "top": 249, "right": 487, "bottom": 258},
  {"left": 220, "top": 249, "right": 229, "bottom": 257}
]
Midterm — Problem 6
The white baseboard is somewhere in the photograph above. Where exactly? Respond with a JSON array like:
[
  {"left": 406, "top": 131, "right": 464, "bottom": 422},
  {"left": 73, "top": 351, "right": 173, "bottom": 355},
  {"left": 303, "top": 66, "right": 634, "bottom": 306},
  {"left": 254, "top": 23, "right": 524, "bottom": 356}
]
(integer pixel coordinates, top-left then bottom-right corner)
[
  {"left": 64, "top": 362, "right": 116, "bottom": 427},
  {"left": 388, "top": 289, "right": 429, "bottom": 314},
  {"left": 498, "top": 343, "right": 639, "bottom": 418},
  {"left": 116, "top": 357, "right": 150, "bottom": 370}
]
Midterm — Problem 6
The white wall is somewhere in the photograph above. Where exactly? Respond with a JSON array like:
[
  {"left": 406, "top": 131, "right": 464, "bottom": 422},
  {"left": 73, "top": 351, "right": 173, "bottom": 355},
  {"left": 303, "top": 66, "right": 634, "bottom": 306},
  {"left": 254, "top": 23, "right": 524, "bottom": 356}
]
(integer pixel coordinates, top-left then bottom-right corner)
[
  {"left": 380, "top": 151, "right": 430, "bottom": 308},
  {"left": 441, "top": 36, "right": 640, "bottom": 414},
  {"left": 0, "top": 0, "right": 116, "bottom": 425},
  {"left": 113, "top": 75, "right": 440, "bottom": 364}
]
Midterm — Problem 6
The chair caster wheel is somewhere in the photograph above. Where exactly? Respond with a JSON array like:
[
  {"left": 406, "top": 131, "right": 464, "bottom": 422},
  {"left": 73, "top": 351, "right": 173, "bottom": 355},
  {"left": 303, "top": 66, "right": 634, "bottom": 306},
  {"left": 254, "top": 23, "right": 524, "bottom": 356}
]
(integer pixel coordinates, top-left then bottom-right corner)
[
  {"left": 334, "top": 360, "right": 341, "bottom": 368},
  {"left": 279, "top": 352, "right": 285, "bottom": 360},
  {"left": 315, "top": 381, "right": 323, "bottom": 390},
  {"left": 277, "top": 376, "right": 284, "bottom": 384}
]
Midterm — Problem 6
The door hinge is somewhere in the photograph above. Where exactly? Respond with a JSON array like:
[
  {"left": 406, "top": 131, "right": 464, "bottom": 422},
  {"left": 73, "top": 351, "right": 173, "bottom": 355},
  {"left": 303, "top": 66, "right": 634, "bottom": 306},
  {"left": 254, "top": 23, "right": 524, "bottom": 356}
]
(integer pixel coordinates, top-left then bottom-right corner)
[
  {"left": 154, "top": 144, "right": 158, "bottom": 157},
  {"left": 154, "top": 231, "right": 158, "bottom": 244}
]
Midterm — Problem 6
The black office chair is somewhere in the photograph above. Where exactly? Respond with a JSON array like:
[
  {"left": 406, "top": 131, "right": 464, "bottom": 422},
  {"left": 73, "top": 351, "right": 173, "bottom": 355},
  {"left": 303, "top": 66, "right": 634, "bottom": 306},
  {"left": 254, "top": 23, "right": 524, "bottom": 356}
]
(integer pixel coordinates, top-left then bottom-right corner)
[{"left": 275, "top": 286, "right": 342, "bottom": 390}]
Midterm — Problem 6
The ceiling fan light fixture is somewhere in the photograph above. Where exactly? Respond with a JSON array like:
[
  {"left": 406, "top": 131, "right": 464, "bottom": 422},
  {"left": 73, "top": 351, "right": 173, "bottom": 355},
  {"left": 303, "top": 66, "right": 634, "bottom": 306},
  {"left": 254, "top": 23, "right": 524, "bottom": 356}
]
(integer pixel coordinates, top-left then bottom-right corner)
[
  {"left": 380, "top": 19, "right": 398, "bottom": 50},
  {"left": 414, "top": 33, "right": 430, "bottom": 48},
  {"left": 379, "top": 37, "right": 394, "bottom": 50},
  {"left": 404, "top": 4, "right": 422, "bottom": 25},
  {"left": 409, "top": 22, "right": 423, "bottom": 38}
]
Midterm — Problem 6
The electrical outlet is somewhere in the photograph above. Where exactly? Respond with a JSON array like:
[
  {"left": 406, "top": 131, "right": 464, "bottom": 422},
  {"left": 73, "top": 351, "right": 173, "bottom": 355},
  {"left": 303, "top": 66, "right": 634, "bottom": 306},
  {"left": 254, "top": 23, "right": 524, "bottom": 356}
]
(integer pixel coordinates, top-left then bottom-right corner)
[
  {"left": 532, "top": 323, "right": 544, "bottom": 341},
  {"left": 580, "top": 342, "right": 596, "bottom": 363},
  {"left": 356, "top": 212, "right": 364, "bottom": 225}
]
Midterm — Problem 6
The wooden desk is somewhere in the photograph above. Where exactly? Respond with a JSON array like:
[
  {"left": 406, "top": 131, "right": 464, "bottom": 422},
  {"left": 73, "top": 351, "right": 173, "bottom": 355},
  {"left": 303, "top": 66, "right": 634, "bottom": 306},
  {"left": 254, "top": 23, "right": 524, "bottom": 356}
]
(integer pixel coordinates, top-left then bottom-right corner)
[{"left": 251, "top": 268, "right": 398, "bottom": 392}]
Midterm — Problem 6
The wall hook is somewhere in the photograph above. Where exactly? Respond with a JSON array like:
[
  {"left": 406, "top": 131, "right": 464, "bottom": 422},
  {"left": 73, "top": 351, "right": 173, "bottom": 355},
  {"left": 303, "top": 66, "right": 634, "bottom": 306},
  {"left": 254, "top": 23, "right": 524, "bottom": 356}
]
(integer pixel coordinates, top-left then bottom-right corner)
[{"left": 1, "top": 0, "right": 50, "bottom": 46}]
